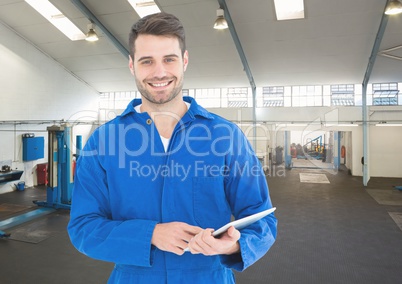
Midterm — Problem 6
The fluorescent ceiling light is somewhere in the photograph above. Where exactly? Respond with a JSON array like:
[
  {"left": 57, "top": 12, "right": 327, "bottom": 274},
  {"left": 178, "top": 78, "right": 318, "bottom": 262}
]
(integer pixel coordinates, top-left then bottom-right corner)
[
  {"left": 375, "top": 123, "right": 402, "bottom": 127},
  {"left": 237, "top": 123, "right": 262, "bottom": 127},
  {"left": 283, "top": 123, "right": 308, "bottom": 127},
  {"left": 274, "top": 0, "right": 305, "bottom": 21},
  {"left": 128, "top": 0, "right": 161, "bottom": 18},
  {"left": 335, "top": 124, "right": 359, "bottom": 127},
  {"left": 25, "top": 0, "right": 85, "bottom": 41}
]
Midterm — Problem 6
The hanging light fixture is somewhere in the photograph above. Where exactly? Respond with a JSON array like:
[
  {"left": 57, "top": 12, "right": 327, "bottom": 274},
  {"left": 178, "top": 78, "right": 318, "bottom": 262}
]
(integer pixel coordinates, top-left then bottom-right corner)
[
  {"left": 214, "top": 8, "right": 228, "bottom": 30},
  {"left": 385, "top": 0, "right": 402, "bottom": 15},
  {"left": 85, "top": 22, "right": 98, "bottom": 42}
]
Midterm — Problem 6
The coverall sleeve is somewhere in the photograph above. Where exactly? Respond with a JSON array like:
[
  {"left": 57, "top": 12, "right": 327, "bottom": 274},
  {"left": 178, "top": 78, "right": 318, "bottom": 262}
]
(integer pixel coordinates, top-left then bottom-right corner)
[
  {"left": 67, "top": 133, "right": 158, "bottom": 267},
  {"left": 220, "top": 129, "right": 278, "bottom": 271}
]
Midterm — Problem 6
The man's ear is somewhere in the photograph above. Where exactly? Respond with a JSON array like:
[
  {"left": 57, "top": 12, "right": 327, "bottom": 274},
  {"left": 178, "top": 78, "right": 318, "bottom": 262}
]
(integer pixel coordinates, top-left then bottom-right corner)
[
  {"left": 128, "top": 55, "right": 135, "bottom": 75},
  {"left": 183, "top": 50, "right": 189, "bottom": 72}
]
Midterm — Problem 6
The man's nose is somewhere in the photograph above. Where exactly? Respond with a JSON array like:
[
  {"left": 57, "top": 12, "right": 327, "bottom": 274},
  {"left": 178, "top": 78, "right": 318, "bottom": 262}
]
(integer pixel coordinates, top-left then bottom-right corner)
[{"left": 152, "top": 62, "right": 168, "bottom": 78}]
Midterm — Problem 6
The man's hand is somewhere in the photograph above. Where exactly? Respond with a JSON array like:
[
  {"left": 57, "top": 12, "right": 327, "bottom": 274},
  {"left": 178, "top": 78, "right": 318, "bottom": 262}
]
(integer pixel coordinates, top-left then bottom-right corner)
[
  {"left": 188, "top": 226, "right": 241, "bottom": 256},
  {"left": 151, "top": 222, "right": 203, "bottom": 255}
]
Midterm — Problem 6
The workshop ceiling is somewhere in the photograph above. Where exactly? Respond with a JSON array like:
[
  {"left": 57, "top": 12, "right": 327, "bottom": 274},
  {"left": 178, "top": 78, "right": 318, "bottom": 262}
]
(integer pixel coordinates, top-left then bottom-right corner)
[{"left": 1, "top": 0, "right": 402, "bottom": 93}]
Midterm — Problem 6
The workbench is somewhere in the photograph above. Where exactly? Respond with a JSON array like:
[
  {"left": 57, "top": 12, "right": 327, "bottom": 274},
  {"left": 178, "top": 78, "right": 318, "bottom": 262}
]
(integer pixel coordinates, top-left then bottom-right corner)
[{"left": 0, "top": 170, "right": 24, "bottom": 184}]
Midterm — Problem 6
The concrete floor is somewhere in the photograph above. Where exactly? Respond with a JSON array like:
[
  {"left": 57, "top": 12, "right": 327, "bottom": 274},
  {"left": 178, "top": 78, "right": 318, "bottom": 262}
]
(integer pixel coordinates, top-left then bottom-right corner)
[{"left": 1, "top": 166, "right": 402, "bottom": 284}]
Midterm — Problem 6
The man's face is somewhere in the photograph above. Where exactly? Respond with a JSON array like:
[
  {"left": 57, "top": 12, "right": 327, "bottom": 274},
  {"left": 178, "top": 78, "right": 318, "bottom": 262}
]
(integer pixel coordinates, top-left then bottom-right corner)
[{"left": 129, "top": 34, "right": 188, "bottom": 105}]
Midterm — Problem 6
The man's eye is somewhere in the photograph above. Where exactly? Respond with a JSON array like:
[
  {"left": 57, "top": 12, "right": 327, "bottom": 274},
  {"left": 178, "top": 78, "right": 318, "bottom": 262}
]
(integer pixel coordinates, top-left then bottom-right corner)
[
  {"left": 165, "top": 58, "right": 175, "bottom": 63},
  {"left": 141, "top": 60, "right": 152, "bottom": 65}
]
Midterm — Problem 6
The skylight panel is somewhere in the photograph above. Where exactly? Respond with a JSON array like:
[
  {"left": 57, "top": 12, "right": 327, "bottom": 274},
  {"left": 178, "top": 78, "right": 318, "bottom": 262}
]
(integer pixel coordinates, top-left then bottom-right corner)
[
  {"left": 127, "top": 0, "right": 161, "bottom": 18},
  {"left": 25, "top": 0, "right": 86, "bottom": 41},
  {"left": 274, "top": 0, "right": 305, "bottom": 21}
]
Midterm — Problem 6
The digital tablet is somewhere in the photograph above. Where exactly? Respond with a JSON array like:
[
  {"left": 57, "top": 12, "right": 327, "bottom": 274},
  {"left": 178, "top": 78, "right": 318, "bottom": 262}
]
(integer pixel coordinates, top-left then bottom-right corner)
[
  {"left": 184, "top": 207, "right": 276, "bottom": 252},
  {"left": 211, "top": 207, "right": 276, "bottom": 237}
]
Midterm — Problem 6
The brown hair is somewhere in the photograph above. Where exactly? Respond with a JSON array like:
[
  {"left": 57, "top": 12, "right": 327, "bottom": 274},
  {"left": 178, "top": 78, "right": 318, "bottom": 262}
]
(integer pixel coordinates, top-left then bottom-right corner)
[{"left": 129, "top": 12, "right": 186, "bottom": 59}]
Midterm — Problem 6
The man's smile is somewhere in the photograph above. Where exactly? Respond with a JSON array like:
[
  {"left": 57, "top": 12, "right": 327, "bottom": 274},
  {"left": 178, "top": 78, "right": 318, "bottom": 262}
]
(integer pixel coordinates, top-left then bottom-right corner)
[{"left": 147, "top": 79, "right": 174, "bottom": 88}]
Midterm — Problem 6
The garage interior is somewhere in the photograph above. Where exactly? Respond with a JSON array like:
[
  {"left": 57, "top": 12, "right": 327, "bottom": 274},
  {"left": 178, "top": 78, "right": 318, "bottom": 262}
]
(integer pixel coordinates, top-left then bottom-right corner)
[{"left": 1, "top": 0, "right": 402, "bottom": 283}]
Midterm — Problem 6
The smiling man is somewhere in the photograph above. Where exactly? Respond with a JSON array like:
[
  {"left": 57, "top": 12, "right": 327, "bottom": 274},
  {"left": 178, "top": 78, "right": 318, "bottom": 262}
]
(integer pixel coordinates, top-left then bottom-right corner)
[
  {"left": 68, "top": 12, "right": 277, "bottom": 283},
  {"left": 130, "top": 34, "right": 186, "bottom": 105}
]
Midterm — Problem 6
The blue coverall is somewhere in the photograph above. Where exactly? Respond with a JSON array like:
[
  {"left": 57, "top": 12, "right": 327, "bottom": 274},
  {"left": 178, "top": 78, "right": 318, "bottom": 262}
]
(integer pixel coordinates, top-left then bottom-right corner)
[{"left": 68, "top": 97, "right": 277, "bottom": 283}]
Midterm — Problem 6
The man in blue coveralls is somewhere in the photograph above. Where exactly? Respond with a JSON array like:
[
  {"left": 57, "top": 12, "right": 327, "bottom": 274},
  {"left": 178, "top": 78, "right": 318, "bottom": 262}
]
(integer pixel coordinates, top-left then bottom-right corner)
[{"left": 68, "top": 12, "right": 277, "bottom": 283}]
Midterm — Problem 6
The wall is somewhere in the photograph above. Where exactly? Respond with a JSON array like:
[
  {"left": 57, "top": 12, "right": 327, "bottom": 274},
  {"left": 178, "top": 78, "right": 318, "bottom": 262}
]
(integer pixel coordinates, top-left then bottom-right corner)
[
  {"left": 0, "top": 22, "right": 99, "bottom": 194},
  {"left": 369, "top": 126, "right": 402, "bottom": 177}
]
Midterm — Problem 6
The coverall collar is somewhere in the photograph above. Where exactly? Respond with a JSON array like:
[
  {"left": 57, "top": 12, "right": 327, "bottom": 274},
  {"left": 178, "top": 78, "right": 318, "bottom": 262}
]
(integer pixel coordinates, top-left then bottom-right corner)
[{"left": 120, "top": 96, "right": 214, "bottom": 121}]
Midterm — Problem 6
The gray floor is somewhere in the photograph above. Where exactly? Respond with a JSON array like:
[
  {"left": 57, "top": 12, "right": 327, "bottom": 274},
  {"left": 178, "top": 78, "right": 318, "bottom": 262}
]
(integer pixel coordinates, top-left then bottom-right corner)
[{"left": 1, "top": 167, "right": 402, "bottom": 284}]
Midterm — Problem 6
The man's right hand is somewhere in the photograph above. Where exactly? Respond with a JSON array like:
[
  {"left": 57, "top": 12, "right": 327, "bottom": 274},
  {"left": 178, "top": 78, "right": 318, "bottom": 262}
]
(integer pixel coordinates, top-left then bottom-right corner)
[{"left": 151, "top": 222, "right": 203, "bottom": 255}]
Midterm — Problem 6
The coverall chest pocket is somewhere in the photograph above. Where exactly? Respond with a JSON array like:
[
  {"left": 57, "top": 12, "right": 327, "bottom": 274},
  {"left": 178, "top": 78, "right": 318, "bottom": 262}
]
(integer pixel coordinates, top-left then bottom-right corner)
[{"left": 192, "top": 176, "right": 231, "bottom": 229}]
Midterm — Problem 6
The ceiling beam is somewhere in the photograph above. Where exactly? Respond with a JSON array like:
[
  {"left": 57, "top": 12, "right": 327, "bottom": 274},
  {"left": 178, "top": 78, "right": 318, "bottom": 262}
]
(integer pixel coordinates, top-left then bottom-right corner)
[
  {"left": 217, "top": 0, "right": 256, "bottom": 90},
  {"left": 362, "top": 4, "right": 389, "bottom": 86},
  {"left": 217, "top": 0, "right": 258, "bottom": 149}
]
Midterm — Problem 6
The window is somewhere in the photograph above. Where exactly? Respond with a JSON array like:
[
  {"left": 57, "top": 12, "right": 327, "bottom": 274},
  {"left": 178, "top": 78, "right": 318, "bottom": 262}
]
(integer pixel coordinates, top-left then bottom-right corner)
[
  {"left": 292, "top": 86, "right": 322, "bottom": 107},
  {"left": 262, "top": 86, "right": 284, "bottom": 107},
  {"left": 331, "top": 84, "right": 355, "bottom": 106},
  {"left": 194, "top": 88, "right": 221, "bottom": 108},
  {"left": 99, "top": 82, "right": 402, "bottom": 111},
  {"left": 225, "top": 88, "right": 249, "bottom": 107},
  {"left": 100, "top": 91, "right": 140, "bottom": 109},
  {"left": 182, "top": 89, "right": 189, "bottom": 97},
  {"left": 372, "top": 83, "right": 398, "bottom": 106}
]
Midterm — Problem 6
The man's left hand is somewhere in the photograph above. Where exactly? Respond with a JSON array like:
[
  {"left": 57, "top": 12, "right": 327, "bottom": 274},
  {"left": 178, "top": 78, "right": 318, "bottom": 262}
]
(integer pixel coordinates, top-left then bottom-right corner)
[{"left": 187, "top": 226, "right": 241, "bottom": 255}]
